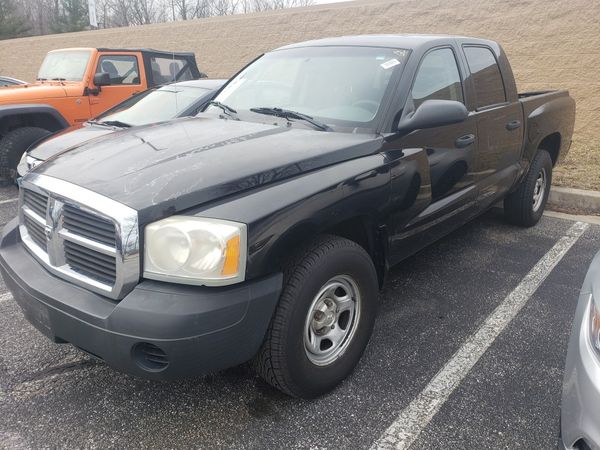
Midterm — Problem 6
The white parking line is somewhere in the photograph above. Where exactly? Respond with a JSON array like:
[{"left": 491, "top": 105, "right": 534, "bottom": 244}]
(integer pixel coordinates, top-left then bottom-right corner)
[
  {"left": 372, "top": 221, "right": 589, "bottom": 450},
  {"left": 0, "top": 197, "right": 17, "bottom": 206}
]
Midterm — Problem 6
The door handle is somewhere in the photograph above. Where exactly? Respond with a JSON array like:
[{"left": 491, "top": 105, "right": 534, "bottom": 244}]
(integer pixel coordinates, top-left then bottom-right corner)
[
  {"left": 455, "top": 134, "right": 475, "bottom": 148},
  {"left": 506, "top": 120, "right": 521, "bottom": 131}
]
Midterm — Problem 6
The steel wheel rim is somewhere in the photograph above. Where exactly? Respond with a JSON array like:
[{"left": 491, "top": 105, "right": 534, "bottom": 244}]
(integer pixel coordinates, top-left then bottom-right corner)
[
  {"left": 532, "top": 168, "right": 547, "bottom": 212},
  {"left": 303, "top": 275, "right": 361, "bottom": 366}
]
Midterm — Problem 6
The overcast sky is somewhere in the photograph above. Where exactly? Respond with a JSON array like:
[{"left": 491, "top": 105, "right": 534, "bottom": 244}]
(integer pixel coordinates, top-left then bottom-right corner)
[{"left": 314, "top": 0, "right": 354, "bottom": 4}]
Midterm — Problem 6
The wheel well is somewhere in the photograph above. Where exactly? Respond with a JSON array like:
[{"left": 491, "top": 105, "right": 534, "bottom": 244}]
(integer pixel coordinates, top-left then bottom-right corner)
[
  {"left": 324, "top": 217, "right": 386, "bottom": 288},
  {"left": 538, "top": 132, "right": 561, "bottom": 166},
  {"left": 0, "top": 113, "right": 66, "bottom": 137}
]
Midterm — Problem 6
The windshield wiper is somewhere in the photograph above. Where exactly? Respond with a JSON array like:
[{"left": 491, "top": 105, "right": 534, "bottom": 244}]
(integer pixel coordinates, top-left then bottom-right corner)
[
  {"left": 207, "top": 101, "right": 239, "bottom": 120},
  {"left": 249, "top": 107, "right": 330, "bottom": 131},
  {"left": 51, "top": 78, "right": 66, "bottom": 81},
  {"left": 90, "top": 119, "right": 131, "bottom": 128}
]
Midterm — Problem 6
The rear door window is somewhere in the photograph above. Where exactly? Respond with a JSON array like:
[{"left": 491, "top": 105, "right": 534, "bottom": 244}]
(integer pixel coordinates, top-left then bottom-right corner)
[
  {"left": 463, "top": 46, "right": 506, "bottom": 108},
  {"left": 411, "top": 48, "right": 464, "bottom": 109},
  {"left": 150, "top": 57, "right": 194, "bottom": 85}
]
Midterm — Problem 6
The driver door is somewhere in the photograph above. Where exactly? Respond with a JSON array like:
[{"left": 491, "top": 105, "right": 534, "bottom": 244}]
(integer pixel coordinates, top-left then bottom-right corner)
[
  {"left": 387, "top": 46, "right": 479, "bottom": 263},
  {"left": 89, "top": 53, "right": 144, "bottom": 117}
]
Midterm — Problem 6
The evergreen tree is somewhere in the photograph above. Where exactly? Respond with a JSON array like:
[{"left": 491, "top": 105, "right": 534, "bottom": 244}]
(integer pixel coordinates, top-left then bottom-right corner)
[{"left": 52, "top": 0, "right": 89, "bottom": 33}]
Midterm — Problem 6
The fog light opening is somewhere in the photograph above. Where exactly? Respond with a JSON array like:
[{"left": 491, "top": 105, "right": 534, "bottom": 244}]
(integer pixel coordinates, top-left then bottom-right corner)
[{"left": 132, "top": 342, "right": 170, "bottom": 372}]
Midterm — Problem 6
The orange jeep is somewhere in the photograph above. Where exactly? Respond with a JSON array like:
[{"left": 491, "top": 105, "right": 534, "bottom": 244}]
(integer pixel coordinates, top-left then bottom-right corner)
[{"left": 0, "top": 48, "right": 203, "bottom": 181}]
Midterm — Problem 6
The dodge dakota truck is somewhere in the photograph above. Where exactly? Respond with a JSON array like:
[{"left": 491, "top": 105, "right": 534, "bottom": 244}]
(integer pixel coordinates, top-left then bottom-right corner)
[
  {"left": 0, "top": 48, "right": 203, "bottom": 181},
  {"left": 0, "top": 35, "right": 575, "bottom": 398}
]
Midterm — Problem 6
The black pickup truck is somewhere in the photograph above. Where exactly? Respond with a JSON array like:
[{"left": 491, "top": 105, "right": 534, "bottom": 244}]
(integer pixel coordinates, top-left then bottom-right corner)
[{"left": 0, "top": 35, "right": 575, "bottom": 398}]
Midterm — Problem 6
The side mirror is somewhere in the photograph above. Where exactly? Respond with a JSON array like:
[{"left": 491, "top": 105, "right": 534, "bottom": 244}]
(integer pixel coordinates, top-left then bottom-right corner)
[
  {"left": 93, "top": 72, "right": 111, "bottom": 87},
  {"left": 397, "top": 100, "right": 468, "bottom": 133}
]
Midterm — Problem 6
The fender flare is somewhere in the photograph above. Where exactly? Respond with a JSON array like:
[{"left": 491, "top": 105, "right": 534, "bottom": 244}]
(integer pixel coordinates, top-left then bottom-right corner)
[{"left": 0, "top": 104, "right": 70, "bottom": 134}]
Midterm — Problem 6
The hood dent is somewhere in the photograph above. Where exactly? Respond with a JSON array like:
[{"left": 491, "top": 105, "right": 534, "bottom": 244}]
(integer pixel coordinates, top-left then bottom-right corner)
[{"left": 144, "top": 126, "right": 287, "bottom": 170}]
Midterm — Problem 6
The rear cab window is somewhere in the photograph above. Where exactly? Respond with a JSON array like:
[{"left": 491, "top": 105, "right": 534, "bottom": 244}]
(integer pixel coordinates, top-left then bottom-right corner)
[
  {"left": 463, "top": 46, "right": 506, "bottom": 109},
  {"left": 411, "top": 47, "right": 464, "bottom": 108}
]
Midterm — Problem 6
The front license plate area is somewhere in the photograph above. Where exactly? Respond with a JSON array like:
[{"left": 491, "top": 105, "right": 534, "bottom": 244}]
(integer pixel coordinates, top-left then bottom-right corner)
[{"left": 13, "top": 289, "right": 54, "bottom": 340}]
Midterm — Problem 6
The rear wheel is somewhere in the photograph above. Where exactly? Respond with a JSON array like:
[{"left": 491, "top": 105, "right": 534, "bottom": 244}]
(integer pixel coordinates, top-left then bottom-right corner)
[
  {"left": 0, "top": 127, "right": 51, "bottom": 182},
  {"left": 254, "top": 235, "right": 379, "bottom": 398},
  {"left": 504, "top": 149, "right": 552, "bottom": 227}
]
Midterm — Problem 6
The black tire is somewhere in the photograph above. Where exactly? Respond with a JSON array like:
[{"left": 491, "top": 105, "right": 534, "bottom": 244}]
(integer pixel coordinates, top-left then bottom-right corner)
[
  {"left": 504, "top": 149, "right": 553, "bottom": 227},
  {"left": 254, "top": 235, "right": 379, "bottom": 398},
  {"left": 0, "top": 127, "right": 51, "bottom": 182}
]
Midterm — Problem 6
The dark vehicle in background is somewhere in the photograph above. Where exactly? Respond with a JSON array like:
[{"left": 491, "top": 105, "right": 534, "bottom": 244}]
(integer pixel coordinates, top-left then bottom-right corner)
[
  {"left": 17, "top": 79, "right": 226, "bottom": 176},
  {"left": 0, "top": 35, "right": 575, "bottom": 398},
  {"left": 0, "top": 77, "right": 27, "bottom": 87}
]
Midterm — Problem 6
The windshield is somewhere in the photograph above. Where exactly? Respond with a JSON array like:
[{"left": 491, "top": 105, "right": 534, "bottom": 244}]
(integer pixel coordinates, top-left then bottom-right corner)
[
  {"left": 96, "top": 85, "right": 209, "bottom": 127},
  {"left": 38, "top": 50, "right": 91, "bottom": 81},
  {"left": 209, "top": 46, "right": 409, "bottom": 130}
]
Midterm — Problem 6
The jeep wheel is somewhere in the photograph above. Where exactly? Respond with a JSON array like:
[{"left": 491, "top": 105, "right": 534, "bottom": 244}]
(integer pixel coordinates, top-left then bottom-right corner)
[
  {"left": 0, "top": 127, "right": 51, "bottom": 182},
  {"left": 504, "top": 149, "right": 553, "bottom": 227},
  {"left": 255, "top": 235, "right": 379, "bottom": 398}
]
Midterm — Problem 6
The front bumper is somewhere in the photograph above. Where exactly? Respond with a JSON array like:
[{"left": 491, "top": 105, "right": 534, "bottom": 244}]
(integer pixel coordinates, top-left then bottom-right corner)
[
  {"left": 561, "top": 292, "right": 600, "bottom": 450},
  {"left": 0, "top": 218, "right": 282, "bottom": 379}
]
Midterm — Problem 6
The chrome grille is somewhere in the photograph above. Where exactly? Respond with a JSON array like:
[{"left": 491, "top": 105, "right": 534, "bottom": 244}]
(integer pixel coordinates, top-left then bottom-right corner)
[
  {"left": 64, "top": 240, "right": 116, "bottom": 284},
  {"left": 63, "top": 204, "right": 116, "bottom": 246},
  {"left": 23, "top": 189, "right": 48, "bottom": 218},
  {"left": 18, "top": 174, "right": 140, "bottom": 300},
  {"left": 23, "top": 214, "right": 47, "bottom": 251}
]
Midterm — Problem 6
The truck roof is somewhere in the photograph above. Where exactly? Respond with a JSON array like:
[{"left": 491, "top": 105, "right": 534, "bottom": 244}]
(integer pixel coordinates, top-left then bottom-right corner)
[{"left": 276, "top": 34, "right": 497, "bottom": 51}]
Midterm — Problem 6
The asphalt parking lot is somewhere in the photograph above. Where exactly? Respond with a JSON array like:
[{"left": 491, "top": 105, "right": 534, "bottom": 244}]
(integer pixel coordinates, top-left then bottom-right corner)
[{"left": 0, "top": 183, "right": 599, "bottom": 449}]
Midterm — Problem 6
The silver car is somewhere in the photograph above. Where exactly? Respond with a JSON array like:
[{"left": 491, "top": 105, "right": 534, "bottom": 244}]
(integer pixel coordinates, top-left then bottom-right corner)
[
  {"left": 0, "top": 76, "right": 27, "bottom": 87},
  {"left": 561, "top": 250, "right": 600, "bottom": 449},
  {"left": 17, "top": 78, "right": 226, "bottom": 177}
]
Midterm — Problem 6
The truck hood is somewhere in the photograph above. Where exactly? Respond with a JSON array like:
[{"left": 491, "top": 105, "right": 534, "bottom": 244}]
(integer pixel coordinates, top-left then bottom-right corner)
[
  {"left": 0, "top": 82, "right": 68, "bottom": 104},
  {"left": 30, "top": 124, "right": 114, "bottom": 160},
  {"left": 35, "top": 116, "right": 382, "bottom": 222}
]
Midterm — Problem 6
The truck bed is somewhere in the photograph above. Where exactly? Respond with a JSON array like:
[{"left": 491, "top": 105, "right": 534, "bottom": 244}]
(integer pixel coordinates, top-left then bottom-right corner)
[{"left": 518, "top": 89, "right": 576, "bottom": 164}]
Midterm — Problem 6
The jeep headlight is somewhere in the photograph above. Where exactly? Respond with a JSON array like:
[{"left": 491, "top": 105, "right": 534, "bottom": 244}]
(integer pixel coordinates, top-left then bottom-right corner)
[
  {"left": 143, "top": 216, "right": 247, "bottom": 286},
  {"left": 590, "top": 295, "right": 600, "bottom": 355}
]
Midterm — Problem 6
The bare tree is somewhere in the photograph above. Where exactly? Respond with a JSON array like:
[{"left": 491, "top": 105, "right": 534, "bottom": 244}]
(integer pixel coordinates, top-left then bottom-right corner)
[
  {"left": 130, "top": 0, "right": 161, "bottom": 25},
  {"left": 104, "top": 0, "right": 132, "bottom": 26},
  {"left": 5, "top": 0, "right": 315, "bottom": 38},
  {"left": 253, "top": 0, "right": 312, "bottom": 11}
]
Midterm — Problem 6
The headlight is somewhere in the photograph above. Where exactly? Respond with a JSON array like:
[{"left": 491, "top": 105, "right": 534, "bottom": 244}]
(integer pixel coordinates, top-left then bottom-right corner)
[
  {"left": 27, "top": 155, "right": 43, "bottom": 170},
  {"left": 18, "top": 152, "right": 42, "bottom": 173},
  {"left": 590, "top": 296, "right": 600, "bottom": 355},
  {"left": 143, "top": 216, "right": 247, "bottom": 286}
]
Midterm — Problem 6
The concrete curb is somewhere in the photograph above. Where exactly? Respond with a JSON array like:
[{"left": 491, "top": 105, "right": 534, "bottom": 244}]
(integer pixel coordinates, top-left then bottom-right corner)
[{"left": 548, "top": 186, "right": 600, "bottom": 215}]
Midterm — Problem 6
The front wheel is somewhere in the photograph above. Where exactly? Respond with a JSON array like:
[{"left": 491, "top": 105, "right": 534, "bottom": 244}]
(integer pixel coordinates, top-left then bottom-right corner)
[
  {"left": 504, "top": 149, "right": 553, "bottom": 227},
  {"left": 0, "top": 127, "right": 51, "bottom": 182},
  {"left": 254, "top": 235, "right": 379, "bottom": 398}
]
